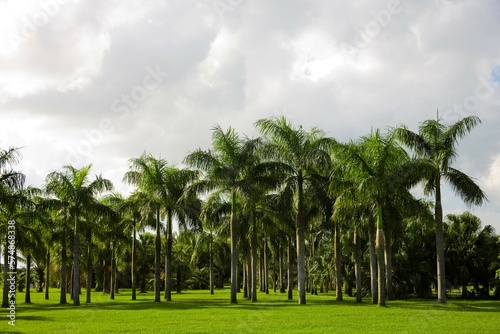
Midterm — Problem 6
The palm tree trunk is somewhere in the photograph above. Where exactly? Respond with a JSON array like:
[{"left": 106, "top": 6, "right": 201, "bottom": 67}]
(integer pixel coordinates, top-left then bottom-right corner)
[
  {"left": 273, "top": 247, "right": 277, "bottom": 293},
  {"left": 368, "top": 215, "right": 378, "bottom": 304},
  {"left": 45, "top": 249, "right": 50, "bottom": 300},
  {"left": 73, "top": 215, "right": 81, "bottom": 306},
  {"left": 246, "top": 250, "right": 251, "bottom": 299},
  {"left": 165, "top": 210, "right": 173, "bottom": 301},
  {"left": 132, "top": 219, "right": 137, "bottom": 300},
  {"left": 251, "top": 213, "right": 258, "bottom": 302},
  {"left": 2, "top": 242, "right": 9, "bottom": 308},
  {"left": 259, "top": 250, "right": 265, "bottom": 292},
  {"left": 461, "top": 275, "right": 468, "bottom": 298},
  {"left": 86, "top": 243, "right": 92, "bottom": 303},
  {"left": 60, "top": 235, "right": 67, "bottom": 304},
  {"left": 176, "top": 267, "right": 181, "bottom": 293},
  {"left": 264, "top": 235, "right": 269, "bottom": 294},
  {"left": 279, "top": 243, "right": 285, "bottom": 293},
  {"left": 209, "top": 232, "right": 214, "bottom": 295},
  {"left": 435, "top": 178, "right": 447, "bottom": 304},
  {"left": 354, "top": 229, "right": 362, "bottom": 303},
  {"left": 25, "top": 253, "right": 31, "bottom": 303},
  {"left": 110, "top": 243, "right": 115, "bottom": 300},
  {"left": 154, "top": 207, "right": 161, "bottom": 302},
  {"left": 385, "top": 230, "right": 392, "bottom": 300},
  {"left": 242, "top": 260, "right": 247, "bottom": 298},
  {"left": 230, "top": 191, "right": 238, "bottom": 304},
  {"left": 376, "top": 206, "right": 386, "bottom": 307},
  {"left": 140, "top": 270, "right": 146, "bottom": 293},
  {"left": 334, "top": 220, "right": 343, "bottom": 301},
  {"left": 287, "top": 235, "right": 293, "bottom": 300},
  {"left": 69, "top": 263, "right": 73, "bottom": 300},
  {"left": 296, "top": 175, "right": 306, "bottom": 305},
  {"left": 103, "top": 250, "right": 110, "bottom": 294}
]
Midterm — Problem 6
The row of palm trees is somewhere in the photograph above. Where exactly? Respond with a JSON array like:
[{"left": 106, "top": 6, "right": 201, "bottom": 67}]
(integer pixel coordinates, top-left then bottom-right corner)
[{"left": 0, "top": 115, "right": 495, "bottom": 307}]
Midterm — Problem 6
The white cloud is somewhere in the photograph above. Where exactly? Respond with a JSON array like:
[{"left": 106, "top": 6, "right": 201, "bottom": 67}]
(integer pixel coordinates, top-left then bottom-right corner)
[{"left": 1, "top": 0, "right": 500, "bottom": 230}]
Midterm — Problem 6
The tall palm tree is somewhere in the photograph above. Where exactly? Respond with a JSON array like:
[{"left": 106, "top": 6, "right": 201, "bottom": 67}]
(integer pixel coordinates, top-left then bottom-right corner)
[
  {"left": 1, "top": 146, "right": 25, "bottom": 308},
  {"left": 185, "top": 125, "right": 262, "bottom": 304},
  {"left": 124, "top": 153, "right": 167, "bottom": 303},
  {"left": 337, "top": 129, "right": 420, "bottom": 306},
  {"left": 198, "top": 193, "right": 231, "bottom": 295},
  {"left": 120, "top": 191, "right": 150, "bottom": 300},
  {"left": 255, "top": 116, "right": 335, "bottom": 304},
  {"left": 159, "top": 167, "right": 199, "bottom": 301},
  {"left": 125, "top": 153, "right": 199, "bottom": 301},
  {"left": 395, "top": 115, "right": 487, "bottom": 303},
  {"left": 45, "top": 165, "right": 113, "bottom": 306}
]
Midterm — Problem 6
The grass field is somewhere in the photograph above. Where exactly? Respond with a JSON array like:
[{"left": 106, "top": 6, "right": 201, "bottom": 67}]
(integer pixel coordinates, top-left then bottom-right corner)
[{"left": 2, "top": 288, "right": 500, "bottom": 334}]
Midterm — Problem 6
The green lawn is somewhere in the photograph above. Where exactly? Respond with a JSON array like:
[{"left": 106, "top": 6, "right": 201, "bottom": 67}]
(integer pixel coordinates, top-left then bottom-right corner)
[{"left": 3, "top": 289, "right": 500, "bottom": 334}]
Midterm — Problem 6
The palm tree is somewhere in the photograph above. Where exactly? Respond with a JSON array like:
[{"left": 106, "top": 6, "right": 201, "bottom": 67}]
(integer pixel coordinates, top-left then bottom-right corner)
[
  {"left": 445, "top": 211, "right": 500, "bottom": 297},
  {"left": 337, "top": 129, "right": 419, "bottom": 306},
  {"left": 395, "top": 115, "right": 487, "bottom": 303},
  {"left": 198, "top": 193, "right": 231, "bottom": 295},
  {"left": 120, "top": 191, "right": 150, "bottom": 300},
  {"left": 1, "top": 146, "right": 25, "bottom": 308},
  {"left": 124, "top": 153, "right": 167, "bottom": 303},
  {"left": 255, "top": 116, "right": 335, "bottom": 304},
  {"left": 185, "top": 125, "right": 262, "bottom": 304},
  {"left": 159, "top": 167, "right": 199, "bottom": 301},
  {"left": 45, "top": 165, "right": 113, "bottom": 306},
  {"left": 125, "top": 153, "right": 199, "bottom": 301}
]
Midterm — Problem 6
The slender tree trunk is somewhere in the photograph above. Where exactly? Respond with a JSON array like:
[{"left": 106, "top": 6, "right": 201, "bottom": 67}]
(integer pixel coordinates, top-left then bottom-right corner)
[
  {"left": 73, "top": 215, "right": 81, "bottom": 306},
  {"left": 461, "top": 275, "right": 468, "bottom": 298},
  {"left": 2, "top": 242, "right": 9, "bottom": 308},
  {"left": 165, "top": 210, "right": 173, "bottom": 301},
  {"left": 86, "top": 242, "right": 92, "bottom": 303},
  {"left": 36, "top": 268, "right": 44, "bottom": 292},
  {"left": 296, "top": 175, "right": 306, "bottom": 305},
  {"left": 264, "top": 235, "right": 269, "bottom": 294},
  {"left": 114, "top": 256, "right": 119, "bottom": 294},
  {"left": 354, "top": 230, "right": 362, "bottom": 303},
  {"left": 279, "top": 243, "right": 285, "bottom": 293},
  {"left": 176, "top": 266, "right": 181, "bottom": 293},
  {"left": 110, "top": 243, "right": 115, "bottom": 300},
  {"left": 140, "top": 271, "right": 146, "bottom": 293},
  {"left": 435, "top": 178, "right": 447, "bottom": 304},
  {"left": 154, "top": 208, "right": 161, "bottom": 302},
  {"left": 60, "top": 235, "right": 67, "bottom": 304},
  {"left": 45, "top": 249, "right": 50, "bottom": 300},
  {"left": 334, "top": 220, "right": 343, "bottom": 301},
  {"left": 209, "top": 232, "right": 214, "bottom": 295},
  {"left": 287, "top": 235, "right": 293, "bottom": 300},
  {"left": 385, "top": 230, "right": 392, "bottom": 300},
  {"left": 103, "top": 251, "right": 110, "bottom": 294},
  {"left": 132, "top": 219, "right": 137, "bottom": 300},
  {"left": 69, "top": 263, "right": 73, "bottom": 300},
  {"left": 230, "top": 191, "right": 238, "bottom": 304},
  {"left": 25, "top": 253, "right": 31, "bottom": 303},
  {"left": 273, "top": 247, "right": 277, "bottom": 293},
  {"left": 242, "top": 260, "right": 247, "bottom": 298},
  {"left": 309, "top": 234, "right": 314, "bottom": 295},
  {"left": 368, "top": 215, "right": 378, "bottom": 304},
  {"left": 376, "top": 206, "right": 386, "bottom": 307},
  {"left": 251, "top": 212, "right": 258, "bottom": 302},
  {"left": 246, "top": 250, "right": 251, "bottom": 300}
]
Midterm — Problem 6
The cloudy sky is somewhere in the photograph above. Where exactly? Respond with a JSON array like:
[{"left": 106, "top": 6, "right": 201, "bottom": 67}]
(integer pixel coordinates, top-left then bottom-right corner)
[{"left": 1, "top": 0, "right": 499, "bottom": 230}]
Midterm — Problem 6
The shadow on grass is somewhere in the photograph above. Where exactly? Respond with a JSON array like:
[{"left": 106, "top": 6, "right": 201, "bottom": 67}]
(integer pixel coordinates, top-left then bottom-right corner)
[{"left": 16, "top": 291, "right": 500, "bottom": 314}]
